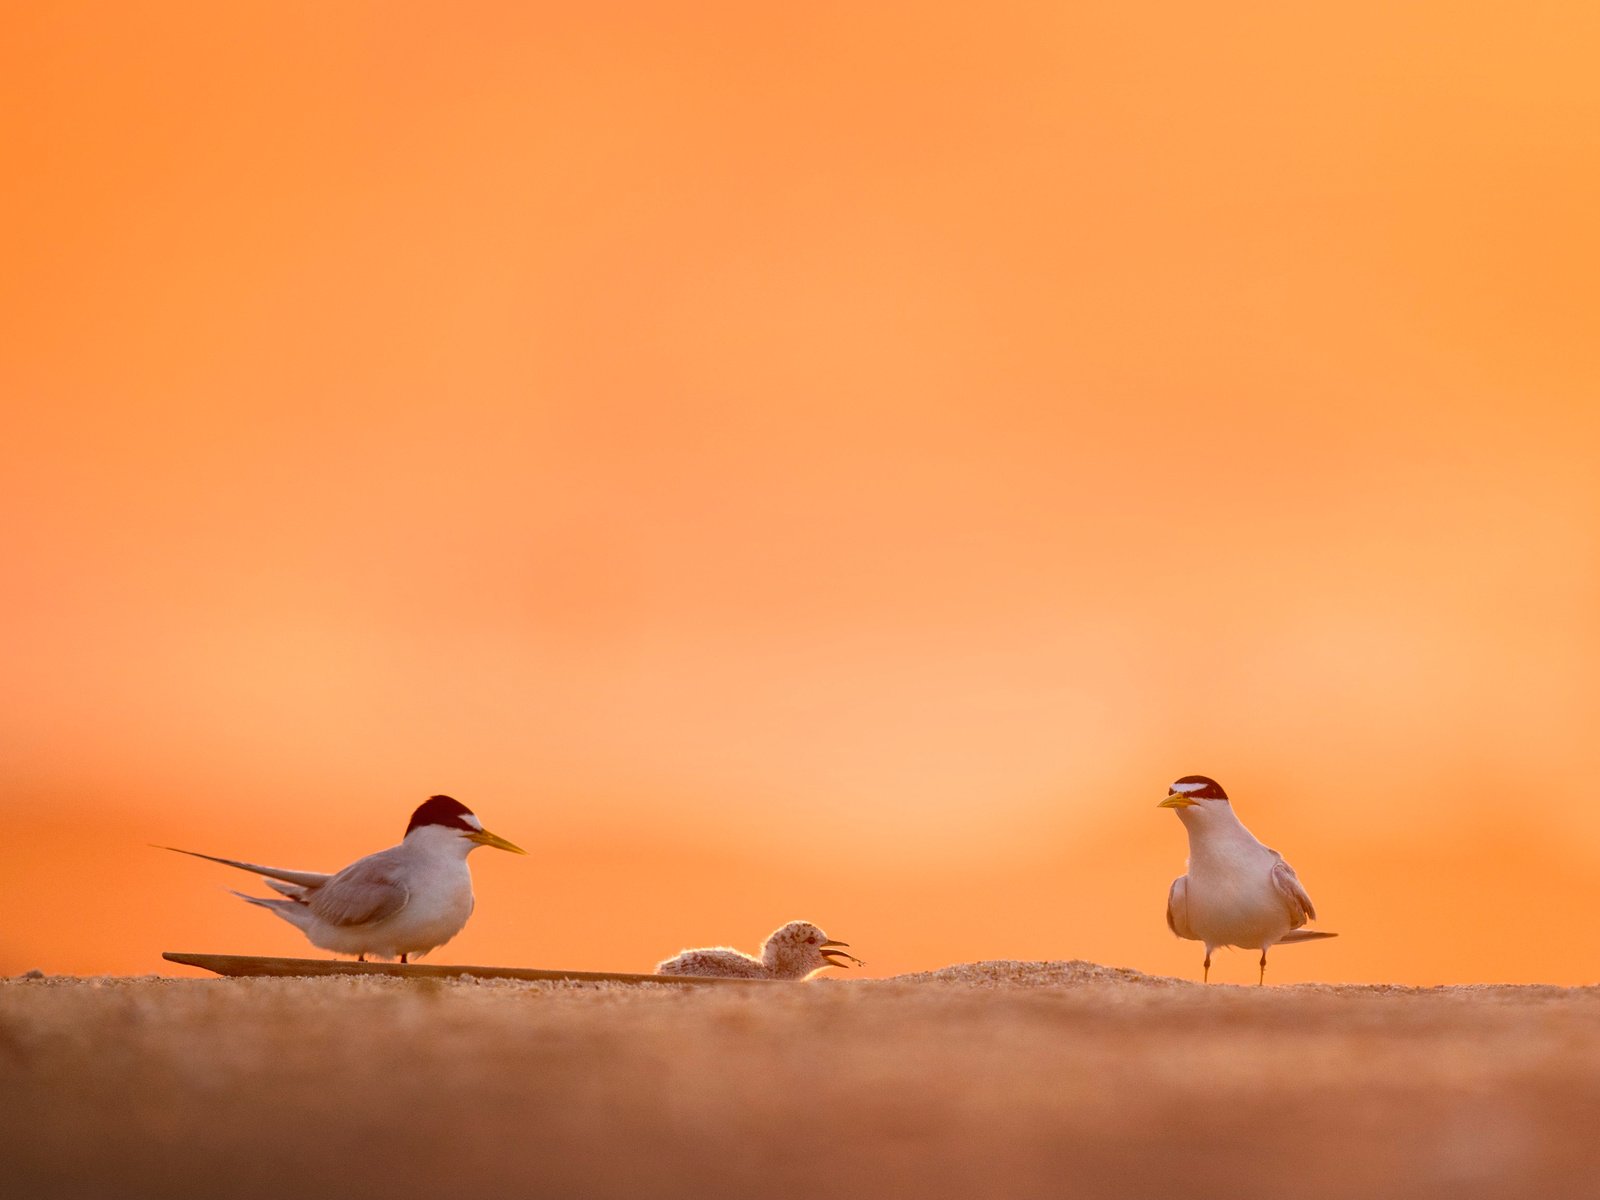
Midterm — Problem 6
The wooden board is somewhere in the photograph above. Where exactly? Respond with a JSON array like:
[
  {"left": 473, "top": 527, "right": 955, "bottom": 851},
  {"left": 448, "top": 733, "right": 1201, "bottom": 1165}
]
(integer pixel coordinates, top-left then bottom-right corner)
[{"left": 162, "top": 951, "right": 785, "bottom": 986}]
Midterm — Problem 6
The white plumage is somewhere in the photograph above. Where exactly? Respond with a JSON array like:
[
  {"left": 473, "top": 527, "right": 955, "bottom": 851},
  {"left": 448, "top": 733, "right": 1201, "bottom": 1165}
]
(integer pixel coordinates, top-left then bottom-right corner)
[
  {"left": 164, "top": 795, "right": 525, "bottom": 962},
  {"left": 1159, "top": 775, "right": 1336, "bottom": 983}
]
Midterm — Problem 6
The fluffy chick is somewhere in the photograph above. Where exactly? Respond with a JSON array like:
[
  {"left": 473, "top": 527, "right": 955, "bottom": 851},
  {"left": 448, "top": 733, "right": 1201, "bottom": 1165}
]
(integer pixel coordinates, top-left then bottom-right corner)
[{"left": 655, "top": 920, "right": 863, "bottom": 980}]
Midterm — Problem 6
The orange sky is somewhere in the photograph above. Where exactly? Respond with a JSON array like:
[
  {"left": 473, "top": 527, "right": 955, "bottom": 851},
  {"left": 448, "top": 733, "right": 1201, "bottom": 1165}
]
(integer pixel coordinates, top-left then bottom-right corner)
[{"left": 4, "top": 3, "right": 1599, "bottom": 984}]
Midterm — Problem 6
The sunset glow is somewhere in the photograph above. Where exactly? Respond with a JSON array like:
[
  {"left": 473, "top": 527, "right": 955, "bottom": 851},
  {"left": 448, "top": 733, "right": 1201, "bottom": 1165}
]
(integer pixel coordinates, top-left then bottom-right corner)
[{"left": 4, "top": 3, "right": 1599, "bottom": 983}]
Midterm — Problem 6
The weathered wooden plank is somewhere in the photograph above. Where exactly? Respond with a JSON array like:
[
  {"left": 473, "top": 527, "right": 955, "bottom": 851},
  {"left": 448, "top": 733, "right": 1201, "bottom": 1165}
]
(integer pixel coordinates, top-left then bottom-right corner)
[{"left": 161, "top": 951, "right": 784, "bottom": 986}]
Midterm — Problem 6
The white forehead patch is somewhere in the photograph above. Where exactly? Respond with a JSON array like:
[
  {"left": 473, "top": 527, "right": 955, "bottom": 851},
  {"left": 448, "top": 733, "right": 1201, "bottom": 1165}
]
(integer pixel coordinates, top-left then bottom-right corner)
[
  {"left": 1171, "top": 780, "right": 1208, "bottom": 793},
  {"left": 461, "top": 813, "right": 483, "bottom": 831}
]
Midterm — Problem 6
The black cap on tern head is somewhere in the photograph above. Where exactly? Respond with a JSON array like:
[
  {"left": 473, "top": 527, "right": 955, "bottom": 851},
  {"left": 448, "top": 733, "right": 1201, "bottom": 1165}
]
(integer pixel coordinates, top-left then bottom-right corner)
[
  {"left": 1169, "top": 775, "right": 1229, "bottom": 801},
  {"left": 405, "top": 795, "right": 479, "bottom": 836}
]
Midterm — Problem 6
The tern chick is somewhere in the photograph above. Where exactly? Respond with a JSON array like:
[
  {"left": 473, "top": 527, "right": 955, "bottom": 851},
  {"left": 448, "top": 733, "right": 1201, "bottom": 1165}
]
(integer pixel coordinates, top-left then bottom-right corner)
[
  {"left": 162, "top": 795, "right": 526, "bottom": 962},
  {"left": 1159, "top": 775, "right": 1337, "bottom": 984},
  {"left": 655, "top": 920, "right": 864, "bottom": 980}
]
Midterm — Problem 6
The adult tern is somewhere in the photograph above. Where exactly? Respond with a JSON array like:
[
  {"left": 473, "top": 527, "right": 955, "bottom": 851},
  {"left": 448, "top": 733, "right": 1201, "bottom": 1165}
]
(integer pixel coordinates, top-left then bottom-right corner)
[
  {"left": 1159, "top": 775, "right": 1336, "bottom": 984},
  {"left": 163, "top": 794, "right": 525, "bottom": 962}
]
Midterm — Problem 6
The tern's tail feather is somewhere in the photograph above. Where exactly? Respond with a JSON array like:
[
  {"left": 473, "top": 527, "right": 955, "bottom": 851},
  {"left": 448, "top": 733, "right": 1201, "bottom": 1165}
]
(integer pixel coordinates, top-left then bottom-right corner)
[
  {"left": 1277, "top": 929, "right": 1338, "bottom": 944},
  {"left": 231, "top": 890, "right": 315, "bottom": 929},
  {"left": 157, "top": 845, "right": 330, "bottom": 888}
]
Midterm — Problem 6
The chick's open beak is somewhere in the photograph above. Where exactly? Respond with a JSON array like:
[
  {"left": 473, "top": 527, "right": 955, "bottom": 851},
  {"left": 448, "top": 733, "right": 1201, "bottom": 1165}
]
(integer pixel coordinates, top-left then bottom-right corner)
[
  {"left": 1157, "top": 794, "right": 1198, "bottom": 809},
  {"left": 467, "top": 828, "right": 528, "bottom": 854},
  {"left": 820, "top": 939, "right": 864, "bottom": 968}
]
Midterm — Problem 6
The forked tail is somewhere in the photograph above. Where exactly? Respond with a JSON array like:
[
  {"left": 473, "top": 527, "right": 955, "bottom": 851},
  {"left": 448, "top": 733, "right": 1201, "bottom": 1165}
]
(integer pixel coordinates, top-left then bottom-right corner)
[
  {"left": 230, "top": 890, "right": 314, "bottom": 930},
  {"left": 1277, "top": 929, "right": 1338, "bottom": 945},
  {"left": 155, "top": 845, "right": 329, "bottom": 888}
]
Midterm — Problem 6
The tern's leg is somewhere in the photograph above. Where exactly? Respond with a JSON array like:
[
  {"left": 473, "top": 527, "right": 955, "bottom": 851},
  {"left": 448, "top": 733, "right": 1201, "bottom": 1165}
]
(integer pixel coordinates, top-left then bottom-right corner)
[
  {"left": 399, "top": 954, "right": 408, "bottom": 964},
  {"left": 1258, "top": 951, "right": 1267, "bottom": 986},
  {"left": 1203, "top": 953, "right": 1211, "bottom": 983},
  {"left": 358, "top": 954, "right": 366, "bottom": 963}
]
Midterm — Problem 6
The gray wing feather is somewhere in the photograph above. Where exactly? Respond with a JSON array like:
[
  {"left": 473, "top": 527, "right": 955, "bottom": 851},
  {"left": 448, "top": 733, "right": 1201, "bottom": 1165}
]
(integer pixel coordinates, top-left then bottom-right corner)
[
  {"left": 1268, "top": 856, "right": 1315, "bottom": 927},
  {"left": 1165, "top": 875, "right": 1193, "bottom": 940},
  {"left": 307, "top": 854, "right": 409, "bottom": 927},
  {"left": 159, "top": 846, "right": 330, "bottom": 888}
]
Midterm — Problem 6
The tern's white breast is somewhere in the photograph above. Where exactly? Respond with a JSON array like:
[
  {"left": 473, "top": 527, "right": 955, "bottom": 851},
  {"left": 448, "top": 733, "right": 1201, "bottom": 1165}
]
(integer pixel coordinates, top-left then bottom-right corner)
[{"left": 1183, "top": 829, "right": 1293, "bottom": 951}]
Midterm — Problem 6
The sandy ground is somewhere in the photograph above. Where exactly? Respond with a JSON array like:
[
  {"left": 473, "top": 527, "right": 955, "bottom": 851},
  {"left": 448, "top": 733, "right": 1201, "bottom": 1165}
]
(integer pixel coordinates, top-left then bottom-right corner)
[{"left": 4, "top": 961, "right": 1600, "bottom": 1199}]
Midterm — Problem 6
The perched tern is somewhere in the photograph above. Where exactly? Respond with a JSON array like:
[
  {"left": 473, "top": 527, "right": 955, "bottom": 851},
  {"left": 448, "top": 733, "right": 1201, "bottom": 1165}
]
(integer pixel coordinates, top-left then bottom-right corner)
[
  {"left": 1159, "top": 775, "right": 1336, "bottom": 984},
  {"left": 163, "top": 795, "right": 526, "bottom": 962},
  {"left": 655, "top": 921, "right": 864, "bottom": 980}
]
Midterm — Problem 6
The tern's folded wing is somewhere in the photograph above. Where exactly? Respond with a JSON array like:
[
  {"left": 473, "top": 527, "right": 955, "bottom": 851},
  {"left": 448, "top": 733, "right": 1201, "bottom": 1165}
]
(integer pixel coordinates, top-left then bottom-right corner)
[
  {"left": 1165, "top": 875, "right": 1193, "bottom": 940},
  {"left": 307, "top": 858, "right": 410, "bottom": 927},
  {"left": 1268, "top": 857, "right": 1315, "bottom": 927}
]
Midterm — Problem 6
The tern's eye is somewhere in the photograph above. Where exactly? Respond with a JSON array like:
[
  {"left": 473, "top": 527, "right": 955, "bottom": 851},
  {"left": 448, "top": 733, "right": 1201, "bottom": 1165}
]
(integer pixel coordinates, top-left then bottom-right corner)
[{"left": 806, "top": 935, "right": 817, "bottom": 944}]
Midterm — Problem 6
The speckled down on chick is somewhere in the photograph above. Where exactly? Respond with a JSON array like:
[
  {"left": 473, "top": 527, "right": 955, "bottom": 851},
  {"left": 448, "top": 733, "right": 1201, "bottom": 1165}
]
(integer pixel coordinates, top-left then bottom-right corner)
[{"left": 655, "top": 921, "right": 864, "bottom": 980}]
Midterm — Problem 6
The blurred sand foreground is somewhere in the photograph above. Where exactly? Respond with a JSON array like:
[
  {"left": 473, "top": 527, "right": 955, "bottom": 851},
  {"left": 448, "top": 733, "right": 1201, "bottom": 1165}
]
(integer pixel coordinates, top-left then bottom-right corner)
[{"left": 4, "top": 961, "right": 1599, "bottom": 1199}]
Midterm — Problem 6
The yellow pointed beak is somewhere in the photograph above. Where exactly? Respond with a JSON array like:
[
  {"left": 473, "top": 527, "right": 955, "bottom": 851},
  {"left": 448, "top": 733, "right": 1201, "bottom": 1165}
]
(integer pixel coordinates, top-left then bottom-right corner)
[
  {"left": 1157, "top": 794, "right": 1197, "bottom": 809},
  {"left": 466, "top": 828, "right": 528, "bottom": 854}
]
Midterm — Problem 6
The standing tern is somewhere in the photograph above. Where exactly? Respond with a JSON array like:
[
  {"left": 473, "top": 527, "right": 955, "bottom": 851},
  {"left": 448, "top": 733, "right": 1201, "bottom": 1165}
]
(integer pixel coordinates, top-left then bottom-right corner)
[
  {"left": 163, "top": 795, "right": 526, "bottom": 962},
  {"left": 1159, "top": 775, "right": 1336, "bottom": 984},
  {"left": 656, "top": 921, "right": 864, "bottom": 979}
]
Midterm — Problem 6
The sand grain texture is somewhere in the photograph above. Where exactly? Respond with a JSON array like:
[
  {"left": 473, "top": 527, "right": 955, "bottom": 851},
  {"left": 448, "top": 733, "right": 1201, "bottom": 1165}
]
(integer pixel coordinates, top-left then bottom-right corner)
[{"left": 4, "top": 961, "right": 1599, "bottom": 1198}]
